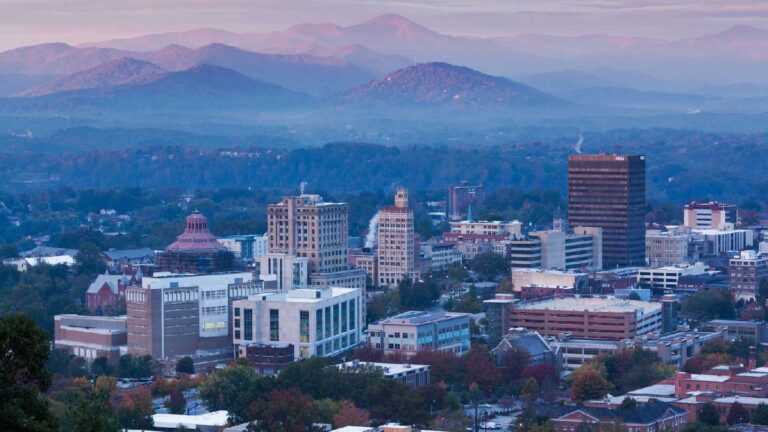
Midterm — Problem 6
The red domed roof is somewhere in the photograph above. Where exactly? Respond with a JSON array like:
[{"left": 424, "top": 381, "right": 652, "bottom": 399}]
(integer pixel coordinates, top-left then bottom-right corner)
[{"left": 167, "top": 211, "right": 227, "bottom": 252}]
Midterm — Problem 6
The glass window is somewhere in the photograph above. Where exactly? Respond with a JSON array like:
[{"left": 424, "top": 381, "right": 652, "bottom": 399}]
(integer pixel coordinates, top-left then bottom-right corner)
[
  {"left": 316, "top": 309, "right": 323, "bottom": 340},
  {"left": 341, "top": 301, "right": 348, "bottom": 333},
  {"left": 300, "top": 310, "right": 310, "bottom": 343},
  {"left": 244, "top": 309, "right": 253, "bottom": 341},
  {"left": 333, "top": 304, "right": 340, "bottom": 335},
  {"left": 324, "top": 307, "right": 331, "bottom": 339},
  {"left": 269, "top": 309, "right": 279, "bottom": 341},
  {"left": 349, "top": 300, "right": 356, "bottom": 330}
]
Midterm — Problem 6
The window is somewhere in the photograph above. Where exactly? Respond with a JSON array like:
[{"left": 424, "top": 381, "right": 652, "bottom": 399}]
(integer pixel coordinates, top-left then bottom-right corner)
[
  {"left": 269, "top": 309, "right": 279, "bottom": 341},
  {"left": 350, "top": 300, "right": 356, "bottom": 330},
  {"left": 341, "top": 302, "right": 348, "bottom": 332},
  {"left": 244, "top": 309, "right": 253, "bottom": 341},
  {"left": 316, "top": 309, "right": 323, "bottom": 340},
  {"left": 300, "top": 310, "right": 310, "bottom": 343},
  {"left": 333, "top": 304, "right": 340, "bottom": 335},
  {"left": 235, "top": 308, "right": 240, "bottom": 317},
  {"left": 324, "top": 307, "right": 331, "bottom": 339}
]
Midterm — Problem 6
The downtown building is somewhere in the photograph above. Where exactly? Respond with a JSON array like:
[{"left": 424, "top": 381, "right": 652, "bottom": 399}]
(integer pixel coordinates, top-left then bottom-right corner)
[
  {"left": 232, "top": 286, "right": 364, "bottom": 360},
  {"left": 267, "top": 193, "right": 366, "bottom": 289},
  {"left": 446, "top": 181, "right": 484, "bottom": 221},
  {"left": 367, "top": 310, "right": 471, "bottom": 356},
  {"left": 684, "top": 201, "right": 738, "bottom": 230},
  {"left": 568, "top": 154, "right": 646, "bottom": 268},
  {"left": 377, "top": 188, "right": 420, "bottom": 287},
  {"left": 126, "top": 272, "right": 273, "bottom": 368}
]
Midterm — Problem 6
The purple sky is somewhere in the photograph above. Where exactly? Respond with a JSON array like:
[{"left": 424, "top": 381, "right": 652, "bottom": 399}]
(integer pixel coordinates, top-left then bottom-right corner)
[{"left": 2, "top": 0, "right": 768, "bottom": 50}]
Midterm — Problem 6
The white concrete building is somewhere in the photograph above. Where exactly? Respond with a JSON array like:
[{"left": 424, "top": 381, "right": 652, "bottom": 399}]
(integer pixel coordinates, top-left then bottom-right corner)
[
  {"left": 218, "top": 234, "right": 268, "bottom": 260},
  {"left": 232, "top": 287, "right": 364, "bottom": 360},
  {"left": 637, "top": 262, "right": 708, "bottom": 290},
  {"left": 511, "top": 268, "right": 589, "bottom": 291},
  {"left": 449, "top": 220, "right": 522, "bottom": 237},
  {"left": 258, "top": 253, "right": 309, "bottom": 292},
  {"left": 646, "top": 229, "right": 692, "bottom": 267},
  {"left": 693, "top": 228, "right": 753, "bottom": 255}
]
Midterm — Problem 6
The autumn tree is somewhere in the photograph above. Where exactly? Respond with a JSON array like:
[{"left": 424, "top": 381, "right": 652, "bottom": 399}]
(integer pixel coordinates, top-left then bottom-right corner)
[
  {"left": 463, "top": 347, "right": 501, "bottom": 391},
  {"left": 333, "top": 400, "right": 370, "bottom": 428},
  {"left": 727, "top": 401, "right": 750, "bottom": 425},
  {"left": 247, "top": 387, "right": 317, "bottom": 432},
  {"left": 114, "top": 387, "right": 154, "bottom": 429},
  {"left": 175, "top": 356, "right": 195, "bottom": 375},
  {"left": 571, "top": 370, "right": 609, "bottom": 402}
]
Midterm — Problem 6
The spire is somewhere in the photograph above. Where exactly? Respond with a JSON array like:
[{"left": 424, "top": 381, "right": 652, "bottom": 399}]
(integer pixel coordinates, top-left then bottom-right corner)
[{"left": 467, "top": 203, "right": 474, "bottom": 222}]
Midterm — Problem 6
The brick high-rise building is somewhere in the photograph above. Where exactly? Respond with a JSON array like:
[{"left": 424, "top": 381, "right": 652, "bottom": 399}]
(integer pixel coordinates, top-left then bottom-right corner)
[
  {"left": 377, "top": 188, "right": 420, "bottom": 287},
  {"left": 568, "top": 154, "right": 646, "bottom": 268},
  {"left": 267, "top": 194, "right": 349, "bottom": 274},
  {"left": 447, "top": 181, "right": 484, "bottom": 221}
]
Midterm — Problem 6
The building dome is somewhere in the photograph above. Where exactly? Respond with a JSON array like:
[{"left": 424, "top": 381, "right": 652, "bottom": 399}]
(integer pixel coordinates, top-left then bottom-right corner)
[{"left": 167, "top": 211, "right": 227, "bottom": 252}]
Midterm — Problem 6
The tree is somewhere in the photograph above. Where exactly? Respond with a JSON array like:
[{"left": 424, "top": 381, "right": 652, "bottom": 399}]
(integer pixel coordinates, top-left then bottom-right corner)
[
  {"left": 498, "top": 347, "right": 530, "bottom": 384},
  {"left": 684, "top": 357, "right": 704, "bottom": 374},
  {"left": 115, "top": 387, "right": 154, "bottom": 430},
  {"left": 61, "top": 376, "right": 119, "bottom": 432},
  {"left": 753, "top": 403, "right": 768, "bottom": 425},
  {"left": 447, "top": 263, "right": 468, "bottom": 282},
  {"left": 75, "top": 241, "right": 107, "bottom": 276},
  {"left": 0, "top": 314, "right": 58, "bottom": 432},
  {"left": 165, "top": 388, "right": 186, "bottom": 415},
  {"left": 726, "top": 401, "right": 750, "bottom": 425},
  {"left": 247, "top": 387, "right": 317, "bottom": 432},
  {"left": 463, "top": 347, "right": 501, "bottom": 391},
  {"left": 759, "top": 279, "right": 768, "bottom": 307},
  {"left": 333, "top": 400, "right": 370, "bottom": 428},
  {"left": 698, "top": 403, "right": 720, "bottom": 426},
  {"left": 91, "top": 357, "right": 114, "bottom": 377},
  {"left": 471, "top": 252, "right": 510, "bottom": 281},
  {"left": 571, "top": 370, "right": 609, "bottom": 402},
  {"left": 619, "top": 397, "right": 637, "bottom": 410},
  {"left": 175, "top": 356, "right": 195, "bottom": 375},
  {"left": 451, "top": 284, "right": 483, "bottom": 313},
  {"left": 199, "top": 364, "right": 267, "bottom": 423},
  {"left": 681, "top": 290, "right": 736, "bottom": 322}
]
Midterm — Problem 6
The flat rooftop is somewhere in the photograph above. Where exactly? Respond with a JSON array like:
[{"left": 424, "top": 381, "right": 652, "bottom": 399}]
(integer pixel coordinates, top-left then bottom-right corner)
[
  {"left": 517, "top": 297, "right": 662, "bottom": 314},
  {"left": 252, "top": 287, "right": 358, "bottom": 303},
  {"left": 152, "top": 410, "right": 229, "bottom": 429},
  {"left": 337, "top": 361, "right": 429, "bottom": 376},
  {"left": 376, "top": 310, "right": 469, "bottom": 325}
]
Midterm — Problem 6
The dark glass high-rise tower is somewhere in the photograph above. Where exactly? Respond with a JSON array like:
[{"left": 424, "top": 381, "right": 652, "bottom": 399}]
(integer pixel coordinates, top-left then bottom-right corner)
[{"left": 568, "top": 154, "right": 646, "bottom": 268}]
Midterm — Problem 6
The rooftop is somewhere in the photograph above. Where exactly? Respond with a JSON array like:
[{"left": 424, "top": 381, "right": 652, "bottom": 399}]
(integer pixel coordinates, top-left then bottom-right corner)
[
  {"left": 337, "top": 361, "right": 429, "bottom": 376},
  {"left": 688, "top": 374, "right": 730, "bottom": 382},
  {"left": 376, "top": 310, "right": 470, "bottom": 325},
  {"left": 250, "top": 287, "right": 358, "bottom": 303},
  {"left": 517, "top": 297, "right": 662, "bottom": 314},
  {"left": 152, "top": 410, "right": 229, "bottom": 429},
  {"left": 167, "top": 212, "right": 228, "bottom": 253}
]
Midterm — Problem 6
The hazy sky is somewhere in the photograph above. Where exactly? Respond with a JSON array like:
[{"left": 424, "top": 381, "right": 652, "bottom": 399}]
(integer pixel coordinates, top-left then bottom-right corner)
[{"left": 2, "top": 0, "right": 768, "bottom": 50}]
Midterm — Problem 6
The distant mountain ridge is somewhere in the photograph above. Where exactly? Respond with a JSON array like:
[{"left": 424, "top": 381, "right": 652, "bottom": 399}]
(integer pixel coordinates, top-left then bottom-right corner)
[
  {"left": 1, "top": 64, "right": 307, "bottom": 112},
  {"left": 342, "top": 62, "right": 561, "bottom": 108},
  {"left": 17, "top": 57, "right": 167, "bottom": 96}
]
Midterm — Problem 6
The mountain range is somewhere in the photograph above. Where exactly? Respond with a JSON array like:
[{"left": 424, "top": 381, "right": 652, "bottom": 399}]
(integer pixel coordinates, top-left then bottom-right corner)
[{"left": 2, "top": 13, "right": 768, "bottom": 124}]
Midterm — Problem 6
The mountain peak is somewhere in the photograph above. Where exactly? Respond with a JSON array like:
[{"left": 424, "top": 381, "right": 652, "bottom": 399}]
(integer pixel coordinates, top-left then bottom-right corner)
[
  {"left": 343, "top": 61, "right": 557, "bottom": 108},
  {"left": 349, "top": 14, "right": 437, "bottom": 39}
]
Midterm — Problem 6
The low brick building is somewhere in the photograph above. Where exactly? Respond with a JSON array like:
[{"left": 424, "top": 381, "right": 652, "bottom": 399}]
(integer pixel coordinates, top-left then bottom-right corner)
[
  {"left": 237, "top": 342, "right": 294, "bottom": 376},
  {"left": 54, "top": 314, "right": 127, "bottom": 363},
  {"left": 551, "top": 400, "right": 688, "bottom": 432}
]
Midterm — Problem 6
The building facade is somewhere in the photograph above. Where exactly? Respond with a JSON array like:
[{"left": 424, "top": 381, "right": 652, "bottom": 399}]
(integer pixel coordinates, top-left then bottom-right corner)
[
  {"left": 508, "top": 297, "right": 663, "bottom": 340},
  {"left": 126, "top": 272, "right": 270, "bottom": 361},
  {"left": 257, "top": 253, "right": 309, "bottom": 292},
  {"left": 637, "top": 262, "right": 708, "bottom": 290},
  {"left": 232, "top": 287, "right": 364, "bottom": 360},
  {"left": 377, "top": 188, "right": 420, "bottom": 287},
  {"left": 446, "top": 181, "right": 484, "bottom": 221},
  {"left": 646, "top": 229, "right": 693, "bottom": 267},
  {"left": 684, "top": 202, "right": 738, "bottom": 230},
  {"left": 156, "top": 212, "right": 236, "bottom": 274},
  {"left": 367, "top": 310, "right": 471, "bottom": 356},
  {"left": 568, "top": 154, "right": 646, "bottom": 268},
  {"left": 54, "top": 314, "right": 127, "bottom": 364},
  {"left": 729, "top": 250, "right": 768, "bottom": 297}
]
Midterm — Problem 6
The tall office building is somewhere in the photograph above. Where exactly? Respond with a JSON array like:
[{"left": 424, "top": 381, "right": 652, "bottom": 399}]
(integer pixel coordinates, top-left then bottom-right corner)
[
  {"left": 267, "top": 194, "right": 349, "bottom": 274},
  {"left": 267, "top": 193, "right": 366, "bottom": 289},
  {"left": 568, "top": 154, "right": 646, "bottom": 268},
  {"left": 377, "top": 188, "right": 420, "bottom": 287},
  {"left": 446, "top": 181, "right": 484, "bottom": 220}
]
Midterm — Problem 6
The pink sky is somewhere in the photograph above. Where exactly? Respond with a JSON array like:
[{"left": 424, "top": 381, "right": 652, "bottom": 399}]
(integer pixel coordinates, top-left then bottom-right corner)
[{"left": 2, "top": 0, "right": 768, "bottom": 50}]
